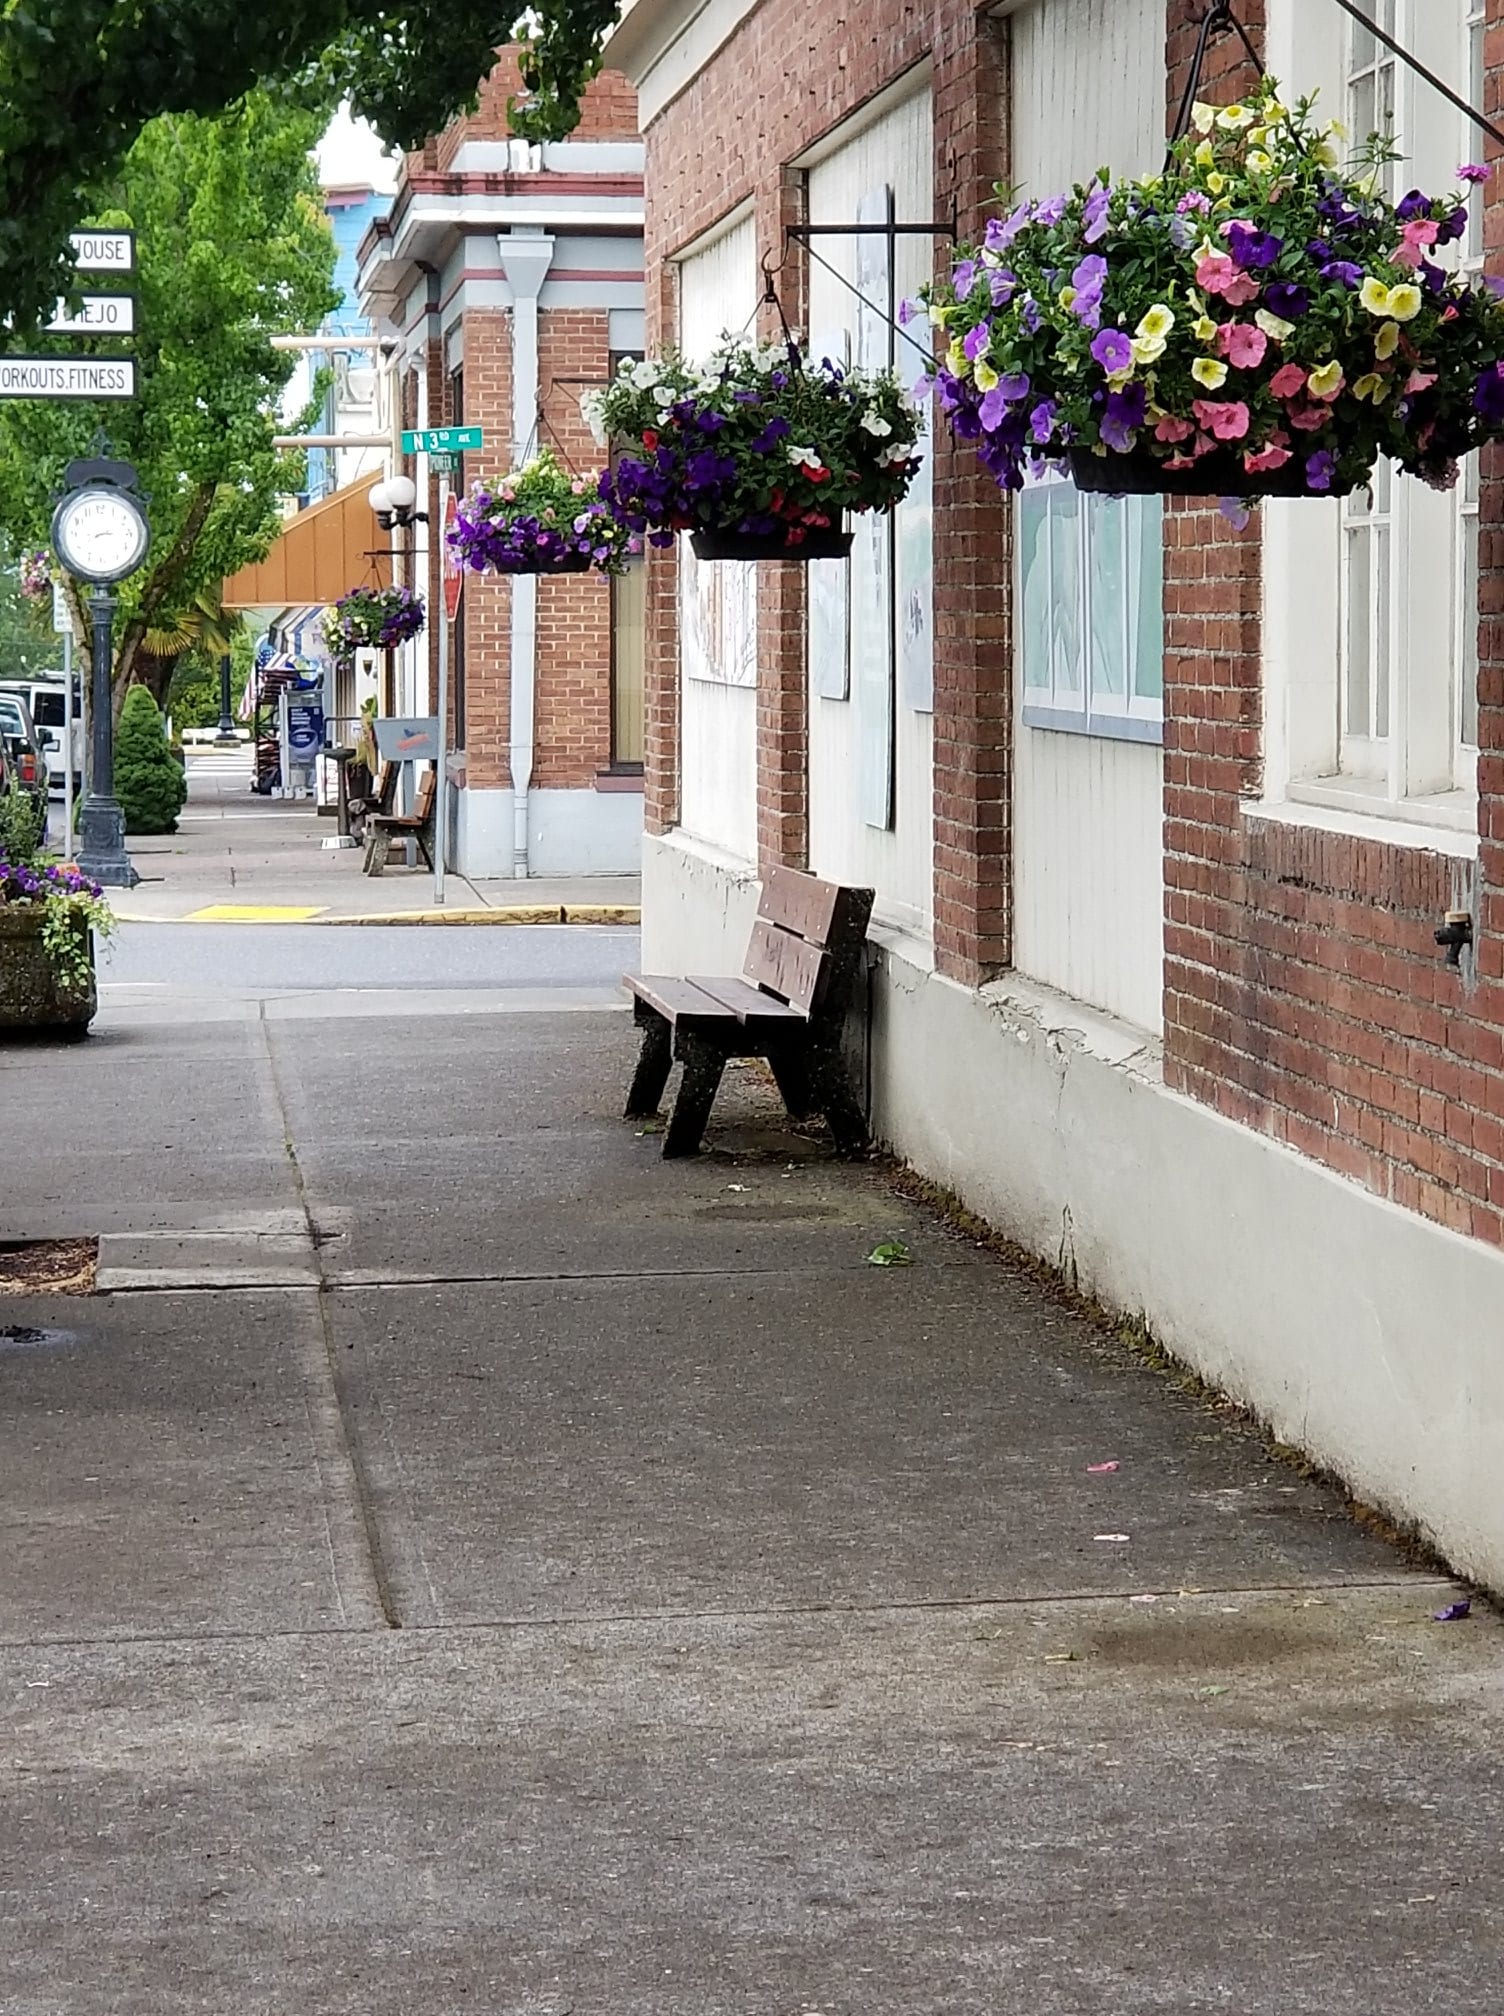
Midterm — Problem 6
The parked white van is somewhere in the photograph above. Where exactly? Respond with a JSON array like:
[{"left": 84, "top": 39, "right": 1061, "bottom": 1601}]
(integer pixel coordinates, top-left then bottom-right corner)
[{"left": 0, "top": 675, "right": 83, "bottom": 797}]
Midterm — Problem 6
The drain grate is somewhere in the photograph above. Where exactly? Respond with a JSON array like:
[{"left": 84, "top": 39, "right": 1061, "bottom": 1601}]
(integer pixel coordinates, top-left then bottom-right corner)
[{"left": 0, "top": 1238, "right": 98, "bottom": 1295}]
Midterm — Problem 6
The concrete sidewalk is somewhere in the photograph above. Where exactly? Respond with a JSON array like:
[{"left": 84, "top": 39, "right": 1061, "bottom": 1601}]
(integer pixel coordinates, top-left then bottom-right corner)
[
  {"left": 1, "top": 974, "right": 1502, "bottom": 2011},
  {"left": 108, "top": 745, "right": 641, "bottom": 923}
]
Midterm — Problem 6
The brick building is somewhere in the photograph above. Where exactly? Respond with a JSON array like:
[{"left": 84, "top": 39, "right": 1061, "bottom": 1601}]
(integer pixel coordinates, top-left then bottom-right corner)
[
  {"left": 355, "top": 53, "right": 646, "bottom": 876},
  {"left": 608, "top": 0, "right": 1504, "bottom": 1586}
]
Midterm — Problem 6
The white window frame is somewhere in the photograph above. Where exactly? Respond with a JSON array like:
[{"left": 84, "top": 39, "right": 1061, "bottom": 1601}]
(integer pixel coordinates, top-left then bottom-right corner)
[
  {"left": 1262, "top": 0, "right": 1482, "bottom": 841},
  {"left": 1018, "top": 473, "right": 1164, "bottom": 745}
]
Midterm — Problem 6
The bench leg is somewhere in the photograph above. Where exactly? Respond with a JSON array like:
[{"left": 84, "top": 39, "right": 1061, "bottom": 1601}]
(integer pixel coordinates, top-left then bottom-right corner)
[
  {"left": 625, "top": 1011, "right": 673, "bottom": 1120},
  {"left": 766, "top": 1043, "right": 815, "bottom": 1120},
  {"left": 811, "top": 1044, "right": 869, "bottom": 1157},
  {"left": 364, "top": 828, "right": 390, "bottom": 876},
  {"left": 663, "top": 1034, "right": 727, "bottom": 1158}
]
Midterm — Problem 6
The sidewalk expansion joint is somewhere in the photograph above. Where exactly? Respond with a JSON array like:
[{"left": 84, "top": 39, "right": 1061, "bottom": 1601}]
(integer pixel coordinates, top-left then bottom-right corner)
[
  {"left": 97, "top": 1260, "right": 897, "bottom": 1297},
  {"left": 0, "top": 1578, "right": 1448, "bottom": 1657}
]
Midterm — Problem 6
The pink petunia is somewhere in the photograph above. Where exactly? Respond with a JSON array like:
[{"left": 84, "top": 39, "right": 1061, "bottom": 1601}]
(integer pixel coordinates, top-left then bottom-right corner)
[
  {"left": 1196, "top": 254, "right": 1261, "bottom": 306},
  {"left": 1270, "top": 363, "right": 1307, "bottom": 399},
  {"left": 1405, "top": 370, "right": 1439, "bottom": 394},
  {"left": 1217, "top": 322, "right": 1268, "bottom": 368},
  {"left": 1192, "top": 398, "right": 1252, "bottom": 442},
  {"left": 1287, "top": 404, "right": 1330, "bottom": 432},
  {"left": 1244, "top": 443, "right": 1294, "bottom": 473},
  {"left": 1154, "top": 414, "right": 1196, "bottom": 443}
]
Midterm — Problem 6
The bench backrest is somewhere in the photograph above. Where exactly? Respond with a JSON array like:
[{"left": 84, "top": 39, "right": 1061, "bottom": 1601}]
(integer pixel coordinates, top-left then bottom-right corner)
[
  {"left": 413, "top": 766, "right": 437, "bottom": 822},
  {"left": 743, "top": 865, "right": 874, "bottom": 1020},
  {"left": 375, "top": 760, "right": 399, "bottom": 813}
]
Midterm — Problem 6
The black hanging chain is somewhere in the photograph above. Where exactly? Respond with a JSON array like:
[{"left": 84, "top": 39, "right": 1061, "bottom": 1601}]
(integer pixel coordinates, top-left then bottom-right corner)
[
  {"left": 1176, "top": 0, "right": 1504, "bottom": 158},
  {"left": 1169, "top": 2, "right": 1265, "bottom": 154}
]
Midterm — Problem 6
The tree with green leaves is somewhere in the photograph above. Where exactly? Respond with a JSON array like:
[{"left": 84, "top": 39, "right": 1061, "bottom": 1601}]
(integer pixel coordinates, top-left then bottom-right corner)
[
  {"left": 0, "top": 91, "right": 338, "bottom": 719},
  {"left": 0, "top": 3, "right": 620, "bottom": 330}
]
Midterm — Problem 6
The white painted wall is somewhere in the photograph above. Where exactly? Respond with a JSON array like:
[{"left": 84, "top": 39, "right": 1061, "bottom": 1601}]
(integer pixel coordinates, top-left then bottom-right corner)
[
  {"left": 1008, "top": 0, "right": 1166, "bottom": 1032},
  {"left": 805, "top": 84, "right": 935, "bottom": 941},
  {"left": 675, "top": 212, "right": 759, "bottom": 864}
]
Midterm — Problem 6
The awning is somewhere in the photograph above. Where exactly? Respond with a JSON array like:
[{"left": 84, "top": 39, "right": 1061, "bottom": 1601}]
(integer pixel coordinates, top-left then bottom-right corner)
[{"left": 222, "top": 471, "right": 392, "bottom": 609}]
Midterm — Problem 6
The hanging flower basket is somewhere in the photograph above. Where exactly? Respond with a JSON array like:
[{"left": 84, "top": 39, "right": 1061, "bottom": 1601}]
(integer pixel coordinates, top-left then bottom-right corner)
[
  {"left": 446, "top": 450, "right": 635, "bottom": 576},
  {"left": 322, "top": 584, "right": 426, "bottom": 665},
  {"left": 585, "top": 341, "right": 921, "bottom": 559},
  {"left": 918, "top": 79, "right": 1504, "bottom": 503},
  {"left": 18, "top": 550, "right": 51, "bottom": 602}
]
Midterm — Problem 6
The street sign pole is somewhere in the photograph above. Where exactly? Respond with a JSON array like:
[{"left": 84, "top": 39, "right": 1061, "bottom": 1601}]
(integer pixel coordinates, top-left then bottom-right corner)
[
  {"left": 61, "top": 626, "right": 74, "bottom": 862},
  {"left": 434, "top": 489, "right": 464, "bottom": 907}
]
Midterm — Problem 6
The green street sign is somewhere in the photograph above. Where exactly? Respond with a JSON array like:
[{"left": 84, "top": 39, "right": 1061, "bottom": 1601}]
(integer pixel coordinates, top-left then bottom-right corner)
[
  {"left": 431, "top": 453, "right": 461, "bottom": 477},
  {"left": 402, "top": 426, "right": 483, "bottom": 455}
]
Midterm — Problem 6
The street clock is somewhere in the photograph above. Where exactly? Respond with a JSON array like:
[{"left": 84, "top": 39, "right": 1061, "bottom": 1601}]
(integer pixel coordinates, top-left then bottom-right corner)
[{"left": 51, "top": 481, "right": 150, "bottom": 584}]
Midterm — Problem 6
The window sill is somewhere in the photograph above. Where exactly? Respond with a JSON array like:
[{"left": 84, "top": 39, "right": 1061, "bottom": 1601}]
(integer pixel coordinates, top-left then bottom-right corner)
[
  {"left": 1022, "top": 703, "right": 1163, "bottom": 747},
  {"left": 1249, "top": 786, "right": 1480, "bottom": 860},
  {"left": 595, "top": 769, "right": 644, "bottom": 794}
]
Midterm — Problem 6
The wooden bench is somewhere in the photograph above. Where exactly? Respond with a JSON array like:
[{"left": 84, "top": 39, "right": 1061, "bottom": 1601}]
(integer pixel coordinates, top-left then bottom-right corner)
[
  {"left": 624, "top": 865, "right": 874, "bottom": 1158},
  {"left": 363, "top": 765, "right": 436, "bottom": 875},
  {"left": 347, "top": 759, "right": 398, "bottom": 842}
]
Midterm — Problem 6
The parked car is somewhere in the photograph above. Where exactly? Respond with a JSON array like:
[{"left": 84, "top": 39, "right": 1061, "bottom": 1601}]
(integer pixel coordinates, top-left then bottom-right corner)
[
  {"left": 0, "top": 691, "right": 49, "bottom": 836},
  {"left": 0, "top": 676, "right": 82, "bottom": 798}
]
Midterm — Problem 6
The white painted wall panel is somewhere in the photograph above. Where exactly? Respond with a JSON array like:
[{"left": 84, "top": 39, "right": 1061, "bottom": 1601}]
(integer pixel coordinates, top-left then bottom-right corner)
[
  {"left": 1009, "top": 0, "right": 1165, "bottom": 1032},
  {"left": 806, "top": 87, "right": 935, "bottom": 937},
  {"left": 677, "top": 214, "right": 758, "bottom": 863}
]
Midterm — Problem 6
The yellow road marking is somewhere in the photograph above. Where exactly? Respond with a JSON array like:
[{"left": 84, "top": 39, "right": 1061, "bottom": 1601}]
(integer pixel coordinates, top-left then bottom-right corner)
[{"left": 182, "top": 904, "right": 327, "bottom": 922}]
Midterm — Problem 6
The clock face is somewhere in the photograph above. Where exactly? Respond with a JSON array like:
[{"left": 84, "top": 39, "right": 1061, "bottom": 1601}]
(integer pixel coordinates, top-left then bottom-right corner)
[{"left": 52, "top": 485, "right": 150, "bottom": 584}]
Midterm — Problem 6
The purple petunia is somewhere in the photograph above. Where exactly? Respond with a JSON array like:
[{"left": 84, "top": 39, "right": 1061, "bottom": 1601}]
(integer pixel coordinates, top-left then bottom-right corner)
[
  {"left": 1305, "top": 449, "right": 1337, "bottom": 493},
  {"left": 997, "top": 372, "right": 1031, "bottom": 403},
  {"left": 897, "top": 297, "right": 918, "bottom": 326},
  {"left": 952, "top": 258, "right": 978, "bottom": 297},
  {"left": 1082, "top": 181, "right": 1111, "bottom": 245},
  {"left": 989, "top": 268, "right": 1017, "bottom": 307},
  {"left": 1436, "top": 204, "right": 1470, "bottom": 245},
  {"left": 1099, "top": 381, "right": 1147, "bottom": 452},
  {"left": 1020, "top": 295, "right": 1043, "bottom": 335},
  {"left": 1226, "top": 221, "right": 1282, "bottom": 270},
  {"left": 963, "top": 323, "right": 990, "bottom": 363},
  {"left": 1395, "top": 188, "right": 1432, "bottom": 222},
  {"left": 1475, "top": 363, "right": 1504, "bottom": 425},
  {"left": 1264, "top": 281, "right": 1310, "bottom": 321},
  {"left": 1090, "top": 327, "right": 1133, "bottom": 375},
  {"left": 1029, "top": 398, "right": 1058, "bottom": 444},
  {"left": 984, "top": 207, "right": 1028, "bottom": 254},
  {"left": 750, "top": 416, "right": 792, "bottom": 453}
]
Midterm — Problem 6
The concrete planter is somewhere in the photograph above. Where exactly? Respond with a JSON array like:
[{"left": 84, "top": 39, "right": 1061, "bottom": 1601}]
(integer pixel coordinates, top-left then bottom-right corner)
[{"left": 0, "top": 906, "right": 96, "bottom": 1036}]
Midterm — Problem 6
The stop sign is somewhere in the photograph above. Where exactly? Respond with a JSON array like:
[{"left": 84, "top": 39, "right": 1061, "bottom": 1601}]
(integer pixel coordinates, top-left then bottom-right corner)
[{"left": 442, "top": 490, "right": 464, "bottom": 622}]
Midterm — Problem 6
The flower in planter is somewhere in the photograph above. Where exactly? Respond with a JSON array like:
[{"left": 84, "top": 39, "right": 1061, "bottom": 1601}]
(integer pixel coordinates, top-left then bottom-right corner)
[
  {"left": 0, "top": 838, "right": 112, "bottom": 1001},
  {"left": 448, "top": 449, "right": 637, "bottom": 575},
  {"left": 322, "top": 584, "right": 425, "bottom": 665},
  {"left": 585, "top": 340, "right": 921, "bottom": 550},
  {"left": 18, "top": 549, "right": 51, "bottom": 601},
  {"left": 918, "top": 78, "right": 1504, "bottom": 499}
]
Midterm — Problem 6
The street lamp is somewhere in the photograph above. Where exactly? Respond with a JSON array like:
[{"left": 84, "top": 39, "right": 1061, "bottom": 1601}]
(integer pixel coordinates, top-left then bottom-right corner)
[
  {"left": 215, "top": 653, "right": 237, "bottom": 743},
  {"left": 369, "top": 474, "right": 424, "bottom": 530}
]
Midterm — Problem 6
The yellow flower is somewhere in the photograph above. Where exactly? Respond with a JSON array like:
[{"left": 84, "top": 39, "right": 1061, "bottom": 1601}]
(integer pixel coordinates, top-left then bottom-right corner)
[
  {"left": 1131, "top": 333, "right": 1167, "bottom": 366},
  {"left": 1387, "top": 284, "right": 1423, "bottom": 323},
  {"left": 1374, "top": 319, "right": 1401, "bottom": 360},
  {"left": 1194, "top": 314, "right": 1220, "bottom": 343},
  {"left": 1246, "top": 150, "right": 1273, "bottom": 176},
  {"left": 974, "top": 359, "right": 999, "bottom": 393},
  {"left": 1308, "top": 360, "right": 1345, "bottom": 399},
  {"left": 1353, "top": 373, "right": 1389, "bottom": 403},
  {"left": 1255, "top": 309, "right": 1295, "bottom": 342},
  {"left": 1205, "top": 171, "right": 1227, "bottom": 196},
  {"left": 1136, "top": 304, "right": 1175, "bottom": 342},
  {"left": 1217, "top": 103, "right": 1259, "bottom": 131},
  {"left": 1059, "top": 285, "right": 1078, "bottom": 310},
  {"left": 1325, "top": 118, "right": 1348, "bottom": 142},
  {"left": 929, "top": 303, "right": 953, "bottom": 330},
  {"left": 1191, "top": 356, "right": 1229, "bottom": 389},
  {"left": 1359, "top": 277, "right": 1393, "bottom": 317},
  {"left": 946, "top": 336, "right": 968, "bottom": 377},
  {"left": 1195, "top": 140, "right": 1216, "bottom": 168},
  {"left": 1248, "top": 125, "right": 1269, "bottom": 147},
  {"left": 1314, "top": 140, "right": 1340, "bottom": 169},
  {"left": 1192, "top": 102, "right": 1218, "bottom": 135}
]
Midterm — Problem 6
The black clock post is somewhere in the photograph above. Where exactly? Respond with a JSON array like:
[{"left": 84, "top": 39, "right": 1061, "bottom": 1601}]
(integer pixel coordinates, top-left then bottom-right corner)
[{"left": 51, "top": 455, "right": 151, "bottom": 890}]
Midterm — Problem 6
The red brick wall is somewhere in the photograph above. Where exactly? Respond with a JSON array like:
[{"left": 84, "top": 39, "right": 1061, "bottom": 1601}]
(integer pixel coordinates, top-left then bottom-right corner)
[
  {"left": 641, "top": 0, "right": 1012, "bottom": 973},
  {"left": 456, "top": 312, "right": 514, "bottom": 790},
  {"left": 435, "top": 51, "right": 638, "bottom": 170},
  {"left": 1161, "top": 0, "right": 1504, "bottom": 1248}
]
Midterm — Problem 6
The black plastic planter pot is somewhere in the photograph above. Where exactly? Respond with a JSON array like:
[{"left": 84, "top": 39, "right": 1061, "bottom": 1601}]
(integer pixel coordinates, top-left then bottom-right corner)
[
  {"left": 1069, "top": 446, "right": 1354, "bottom": 501},
  {"left": 691, "top": 527, "right": 854, "bottom": 562},
  {"left": 505, "top": 553, "right": 594, "bottom": 575}
]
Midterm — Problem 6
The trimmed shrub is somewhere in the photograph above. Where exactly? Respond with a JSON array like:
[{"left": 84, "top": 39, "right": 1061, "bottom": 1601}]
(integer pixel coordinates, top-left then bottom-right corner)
[{"left": 116, "top": 684, "right": 188, "bottom": 835}]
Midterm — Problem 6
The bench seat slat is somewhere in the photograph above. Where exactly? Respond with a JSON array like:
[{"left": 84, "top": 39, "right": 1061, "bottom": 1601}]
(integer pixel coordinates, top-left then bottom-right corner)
[
  {"left": 689, "top": 975, "right": 806, "bottom": 1026},
  {"left": 625, "top": 974, "right": 737, "bottom": 1027}
]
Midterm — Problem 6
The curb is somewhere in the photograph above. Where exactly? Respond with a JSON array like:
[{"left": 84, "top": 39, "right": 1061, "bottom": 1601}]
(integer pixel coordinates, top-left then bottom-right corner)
[{"left": 110, "top": 904, "right": 642, "bottom": 928}]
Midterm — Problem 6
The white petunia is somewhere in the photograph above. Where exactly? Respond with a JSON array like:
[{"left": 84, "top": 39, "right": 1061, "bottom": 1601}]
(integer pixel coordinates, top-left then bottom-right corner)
[
  {"left": 629, "top": 359, "right": 661, "bottom": 390},
  {"left": 652, "top": 384, "right": 677, "bottom": 408},
  {"left": 787, "top": 443, "right": 823, "bottom": 469},
  {"left": 859, "top": 411, "right": 893, "bottom": 437}
]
